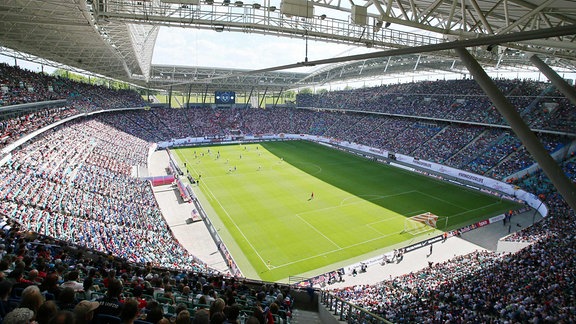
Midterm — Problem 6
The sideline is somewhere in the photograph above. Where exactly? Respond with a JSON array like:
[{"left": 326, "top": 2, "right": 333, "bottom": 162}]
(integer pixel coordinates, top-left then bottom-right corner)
[
  {"left": 148, "top": 150, "right": 229, "bottom": 273},
  {"left": 324, "top": 209, "right": 542, "bottom": 289},
  {"left": 148, "top": 148, "right": 542, "bottom": 285}
]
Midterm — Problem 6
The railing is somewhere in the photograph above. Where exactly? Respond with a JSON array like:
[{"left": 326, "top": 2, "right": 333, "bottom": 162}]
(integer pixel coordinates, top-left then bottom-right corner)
[
  {"left": 95, "top": 0, "right": 442, "bottom": 50},
  {"left": 320, "top": 290, "right": 393, "bottom": 324}
]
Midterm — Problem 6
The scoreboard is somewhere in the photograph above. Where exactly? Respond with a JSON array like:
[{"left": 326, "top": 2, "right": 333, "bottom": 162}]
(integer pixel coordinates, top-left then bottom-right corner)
[{"left": 215, "top": 91, "right": 236, "bottom": 104}]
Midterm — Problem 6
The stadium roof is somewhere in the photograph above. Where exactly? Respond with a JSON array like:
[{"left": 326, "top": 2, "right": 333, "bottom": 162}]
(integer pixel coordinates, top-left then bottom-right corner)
[{"left": 1, "top": 0, "right": 575, "bottom": 93}]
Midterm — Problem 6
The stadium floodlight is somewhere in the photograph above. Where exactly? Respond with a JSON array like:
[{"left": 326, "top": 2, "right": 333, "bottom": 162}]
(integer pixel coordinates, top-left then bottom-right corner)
[
  {"left": 281, "top": 0, "right": 313, "bottom": 18},
  {"left": 351, "top": 5, "right": 368, "bottom": 26}
]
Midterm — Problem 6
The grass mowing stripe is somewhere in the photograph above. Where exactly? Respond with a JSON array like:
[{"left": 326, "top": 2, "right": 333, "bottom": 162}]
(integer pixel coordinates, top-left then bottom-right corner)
[
  {"left": 184, "top": 151, "right": 278, "bottom": 269},
  {"left": 271, "top": 229, "right": 402, "bottom": 270},
  {"left": 201, "top": 179, "right": 270, "bottom": 268},
  {"left": 442, "top": 201, "right": 508, "bottom": 228},
  {"left": 294, "top": 214, "right": 342, "bottom": 249},
  {"left": 173, "top": 141, "right": 523, "bottom": 281},
  {"left": 415, "top": 190, "right": 470, "bottom": 211}
]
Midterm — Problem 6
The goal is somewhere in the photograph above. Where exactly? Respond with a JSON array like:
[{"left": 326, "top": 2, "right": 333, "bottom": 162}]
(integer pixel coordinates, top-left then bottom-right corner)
[{"left": 403, "top": 212, "right": 439, "bottom": 235}]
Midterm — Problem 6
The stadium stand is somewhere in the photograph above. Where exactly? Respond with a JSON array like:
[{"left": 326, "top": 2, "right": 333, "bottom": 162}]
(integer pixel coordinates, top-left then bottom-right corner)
[
  {"left": 1, "top": 63, "right": 146, "bottom": 110},
  {"left": 0, "top": 106, "right": 78, "bottom": 151},
  {"left": 0, "top": 63, "right": 66, "bottom": 105},
  {"left": 296, "top": 78, "right": 576, "bottom": 133},
  {"left": 0, "top": 64, "right": 574, "bottom": 323}
]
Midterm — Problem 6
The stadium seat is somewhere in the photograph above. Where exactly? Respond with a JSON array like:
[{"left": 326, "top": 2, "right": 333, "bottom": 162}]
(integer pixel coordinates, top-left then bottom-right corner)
[
  {"left": 134, "top": 320, "right": 153, "bottom": 324},
  {"left": 95, "top": 314, "right": 122, "bottom": 324}
]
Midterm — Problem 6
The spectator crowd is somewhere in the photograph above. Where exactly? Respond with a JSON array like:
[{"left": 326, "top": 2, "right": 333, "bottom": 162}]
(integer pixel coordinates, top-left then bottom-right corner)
[
  {"left": 0, "top": 63, "right": 574, "bottom": 323},
  {"left": 296, "top": 78, "right": 575, "bottom": 133},
  {"left": 0, "top": 218, "right": 294, "bottom": 323}
]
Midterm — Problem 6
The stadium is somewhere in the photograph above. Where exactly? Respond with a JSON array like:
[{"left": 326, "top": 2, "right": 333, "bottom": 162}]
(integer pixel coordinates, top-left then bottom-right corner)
[{"left": 0, "top": 0, "right": 575, "bottom": 323}]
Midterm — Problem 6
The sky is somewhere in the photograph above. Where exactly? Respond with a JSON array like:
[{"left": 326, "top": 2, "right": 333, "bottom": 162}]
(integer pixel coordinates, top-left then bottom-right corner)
[
  {"left": 150, "top": 26, "right": 477, "bottom": 89},
  {"left": 150, "top": 0, "right": 384, "bottom": 72},
  {"left": 151, "top": 27, "right": 576, "bottom": 88},
  {"left": 152, "top": 26, "right": 377, "bottom": 71},
  {"left": 1, "top": 26, "right": 382, "bottom": 87},
  {"left": 2, "top": 22, "right": 575, "bottom": 90}
]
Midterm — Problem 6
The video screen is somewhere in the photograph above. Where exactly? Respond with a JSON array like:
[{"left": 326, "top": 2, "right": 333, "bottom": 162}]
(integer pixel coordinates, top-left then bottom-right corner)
[{"left": 215, "top": 91, "right": 236, "bottom": 104}]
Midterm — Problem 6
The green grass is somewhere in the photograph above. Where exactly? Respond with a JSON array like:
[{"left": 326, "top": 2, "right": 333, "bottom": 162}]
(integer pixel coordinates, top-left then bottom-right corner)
[{"left": 174, "top": 141, "right": 522, "bottom": 281}]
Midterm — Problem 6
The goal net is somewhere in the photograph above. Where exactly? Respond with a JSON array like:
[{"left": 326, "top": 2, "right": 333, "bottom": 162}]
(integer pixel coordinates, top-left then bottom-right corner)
[{"left": 403, "top": 212, "right": 439, "bottom": 235}]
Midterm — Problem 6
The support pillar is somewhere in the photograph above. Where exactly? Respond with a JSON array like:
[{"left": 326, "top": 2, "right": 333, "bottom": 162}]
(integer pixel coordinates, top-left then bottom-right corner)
[
  {"left": 168, "top": 85, "right": 173, "bottom": 109},
  {"left": 246, "top": 88, "right": 254, "bottom": 109},
  {"left": 529, "top": 54, "right": 576, "bottom": 106},
  {"left": 187, "top": 84, "right": 192, "bottom": 108},
  {"left": 259, "top": 87, "right": 268, "bottom": 109},
  {"left": 455, "top": 47, "right": 576, "bottom": 212}
]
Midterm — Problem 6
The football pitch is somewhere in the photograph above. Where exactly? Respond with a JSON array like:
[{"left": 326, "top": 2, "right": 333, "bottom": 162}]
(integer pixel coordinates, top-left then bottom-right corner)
[{"left": 174, "top": 141, "right": 522, "bottom": 281}]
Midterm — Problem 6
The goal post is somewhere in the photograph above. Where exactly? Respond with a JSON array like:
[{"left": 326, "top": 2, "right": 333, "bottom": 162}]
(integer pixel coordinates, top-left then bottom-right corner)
[{"left": 403, "top": 212, "right": 439, "bottom": 235}]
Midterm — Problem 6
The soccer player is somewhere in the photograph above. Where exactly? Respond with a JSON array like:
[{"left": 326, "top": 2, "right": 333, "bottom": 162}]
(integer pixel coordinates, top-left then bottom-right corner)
[{"left": 309, "top": 192, "right": 314, "bottom": 200}]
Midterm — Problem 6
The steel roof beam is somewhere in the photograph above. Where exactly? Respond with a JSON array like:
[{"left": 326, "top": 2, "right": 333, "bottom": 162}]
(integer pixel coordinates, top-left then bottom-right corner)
[{"left": 246, "top": 24, "right": 576, "bottom": 73}]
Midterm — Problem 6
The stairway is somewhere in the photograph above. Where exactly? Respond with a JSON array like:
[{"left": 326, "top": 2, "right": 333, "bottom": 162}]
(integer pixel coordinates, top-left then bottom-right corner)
[{"left": 290, "top": 309, "right": 322, "bottom": 324}]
